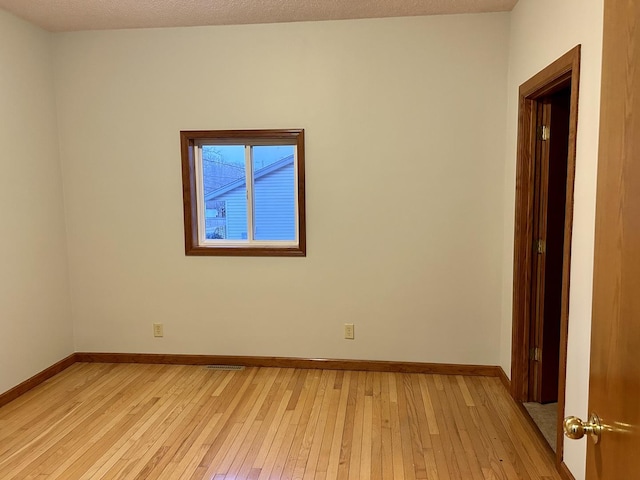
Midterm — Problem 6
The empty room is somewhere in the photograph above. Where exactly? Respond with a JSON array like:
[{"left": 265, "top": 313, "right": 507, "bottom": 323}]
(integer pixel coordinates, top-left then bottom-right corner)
[{"left": 1, "top": 0, "right": 637, "bottom": 478}]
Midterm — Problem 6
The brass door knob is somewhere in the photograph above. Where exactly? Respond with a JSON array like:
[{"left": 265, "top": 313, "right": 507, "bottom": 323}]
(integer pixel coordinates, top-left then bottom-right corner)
[{"left": 563, "top": 413, "right": 603, "bottom": 444}]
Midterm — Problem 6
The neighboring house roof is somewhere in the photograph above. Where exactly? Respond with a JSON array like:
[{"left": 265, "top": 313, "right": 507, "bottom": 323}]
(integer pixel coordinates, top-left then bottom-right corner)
[
  {"left": 202, "top": 160, "right": 244, "bottom": 194},
  {"left": 204, "top": 154, "right": 294, "bottom": 201}
]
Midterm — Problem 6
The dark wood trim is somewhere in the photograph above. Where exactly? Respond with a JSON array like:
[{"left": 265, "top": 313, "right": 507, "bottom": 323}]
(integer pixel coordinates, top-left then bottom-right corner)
[
  {"left": 74, "top": 352, "right": 502, "bottom": 377},
  {"left": 179, "top": 129, "right": 305, "bottom": 143},
  {"left": 180, "top": 130, "right": 199, "bottom": 253},
  {"left": 512, "top": 78, "right": 538, "bottom": 402},
  {"left": 0, "top": 354, "right": 76, "bottom": 408},
  {"left": 519, "top": 47, "right": 579, "bottom": 98},
  {"left": 512, "top": 45, "right": 581, "bottom": 400},
  {"left": 0, "top": 352, "right": 515, "bottom": 409},
  {"left": 295, "top": 129, "right": 306, "bottom": 256},
  {"left": 511, "top": 45, "right": 580, "bottom": 467},
  {"left": 555, "top": 48, "right": 580, "bottom": 468},
  {"left": 183, "top": 245, "right": 306, "bottom": 257},
  {"left": 498, "top": 367, "right": 512, "bottom": 391},
  {"left": 559, "top": 462, "right": 576, "bottom": 480},
  {"left": 179, "top": 129, "right": 306, "bottom": 257}
]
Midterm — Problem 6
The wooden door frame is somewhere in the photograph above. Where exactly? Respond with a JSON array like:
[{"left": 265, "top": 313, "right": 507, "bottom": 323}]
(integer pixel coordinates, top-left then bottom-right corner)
[{"left": 511, "top": 45, "right": 580, "bottom": 465}]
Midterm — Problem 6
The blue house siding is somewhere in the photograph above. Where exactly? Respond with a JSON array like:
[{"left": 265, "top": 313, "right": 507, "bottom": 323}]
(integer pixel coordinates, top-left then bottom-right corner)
[
  {"left": 205, "top": 157, "right": 295, "bottom": 241},
  {"left": 254, "top": 163, "right": 295, "bottom": 241},
  {"left": 226, "top": 195, "right": 249, "bottom": 240}
]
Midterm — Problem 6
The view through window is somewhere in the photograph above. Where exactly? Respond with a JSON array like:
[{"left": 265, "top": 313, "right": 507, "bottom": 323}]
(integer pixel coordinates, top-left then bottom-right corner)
[{"left": 180, "top": 130, "right": 306, "bottom": 256}]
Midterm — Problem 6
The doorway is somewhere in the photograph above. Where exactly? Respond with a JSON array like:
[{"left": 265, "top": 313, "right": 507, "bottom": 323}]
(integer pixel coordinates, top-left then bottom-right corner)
[
  {"left": 524, "top": 86, "right": 570, "bottom": 452},
  {"left": 511, "top": 46, "right": 581, "bottom": 467}
]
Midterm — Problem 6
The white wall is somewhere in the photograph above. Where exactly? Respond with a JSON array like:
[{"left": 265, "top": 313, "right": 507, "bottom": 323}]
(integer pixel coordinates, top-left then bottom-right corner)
[
  {"left": 0, "top": 10, "right": 74, "bottom": 394},
  {"left": 53, "top": 14, "right": 510, "bottom": 365},
  {"left": 500, "top": 1, "right": 604, "bottom": 478}
]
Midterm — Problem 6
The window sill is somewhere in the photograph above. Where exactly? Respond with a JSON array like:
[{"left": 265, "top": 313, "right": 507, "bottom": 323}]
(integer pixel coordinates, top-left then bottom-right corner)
[{"left": 184, "top": 245, "right": 306, "bottom": 257}]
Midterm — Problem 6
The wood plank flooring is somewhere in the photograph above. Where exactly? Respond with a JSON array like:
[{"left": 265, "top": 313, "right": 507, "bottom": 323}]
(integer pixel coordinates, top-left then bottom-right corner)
[{"left": 0, "top": 363, "right": 562, "bottom": 479}]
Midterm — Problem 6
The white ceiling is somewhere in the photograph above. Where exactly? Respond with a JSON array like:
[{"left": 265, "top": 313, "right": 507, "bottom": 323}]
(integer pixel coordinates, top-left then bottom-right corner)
[{"left": 0, "top": 0, "right": 518, "bottom": 33}]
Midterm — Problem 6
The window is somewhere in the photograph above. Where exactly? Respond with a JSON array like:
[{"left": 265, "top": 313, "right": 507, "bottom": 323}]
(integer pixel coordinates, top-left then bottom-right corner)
[{"left": 180, "top": 129, "right": 306, "bottom": 256}]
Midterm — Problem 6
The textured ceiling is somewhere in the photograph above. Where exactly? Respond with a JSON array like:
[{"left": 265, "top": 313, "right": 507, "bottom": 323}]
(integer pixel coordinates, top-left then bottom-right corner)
[{"left": 0, "top": 0, "right": 518, "bottom": 32}]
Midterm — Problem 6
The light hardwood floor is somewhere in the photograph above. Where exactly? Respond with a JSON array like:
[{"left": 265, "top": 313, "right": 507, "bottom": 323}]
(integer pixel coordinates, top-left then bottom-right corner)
[{"left": 0, "top": 363, "right": 561, "bottom": 479}]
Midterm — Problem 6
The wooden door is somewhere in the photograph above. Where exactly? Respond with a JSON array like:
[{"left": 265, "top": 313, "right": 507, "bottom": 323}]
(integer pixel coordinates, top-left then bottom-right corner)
[
  {"left": 584, "top": 0, "right": 640, "bottom": 478},
  {"left": 530, "top": 90, "right": 570, "bottom": 404}
]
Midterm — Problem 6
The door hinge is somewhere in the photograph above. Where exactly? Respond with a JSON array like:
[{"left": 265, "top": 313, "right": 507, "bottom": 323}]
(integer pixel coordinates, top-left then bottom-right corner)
[
  {"left": 530, "top": 347, "right": 541, "bottom": 362},
  {"left": 536, "top": 239, "right": 546, "bottom": 254},
  {"left": 537, "top": 125, "right": 550, "bottom": 141}
]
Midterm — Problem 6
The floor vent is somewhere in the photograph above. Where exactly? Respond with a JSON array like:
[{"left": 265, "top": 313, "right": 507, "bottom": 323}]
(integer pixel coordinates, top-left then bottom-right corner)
[{"left": 204, "top": 365, "right": 245, "bottom": 371}]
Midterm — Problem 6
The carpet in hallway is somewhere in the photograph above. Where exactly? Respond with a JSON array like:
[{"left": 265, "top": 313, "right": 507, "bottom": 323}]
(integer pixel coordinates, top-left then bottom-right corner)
[{"left": 524, "top": 402, "right": 558, "bottom": 452}]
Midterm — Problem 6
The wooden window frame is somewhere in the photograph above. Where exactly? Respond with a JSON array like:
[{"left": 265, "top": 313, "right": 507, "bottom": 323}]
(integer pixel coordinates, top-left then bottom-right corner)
[{"left": 180, "top": 129, "right": 306, "bottom": 257}]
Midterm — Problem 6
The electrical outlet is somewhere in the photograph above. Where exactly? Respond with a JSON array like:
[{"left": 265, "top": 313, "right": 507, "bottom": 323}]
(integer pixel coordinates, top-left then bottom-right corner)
[
  {"left": 153, "top": 323, "right": 164, "bottom": 337},
  {"left": 344, "top": 323, "right": 355, "bottom": 340}
]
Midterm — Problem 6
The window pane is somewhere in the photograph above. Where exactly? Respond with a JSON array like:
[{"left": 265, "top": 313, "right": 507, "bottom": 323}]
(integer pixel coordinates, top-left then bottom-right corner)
[
  {"left": 202, "top": 145, "right": 247, "bottom": 240},
  {"left": 252, "top": 146, "right": 296, "bottom": 241}
]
